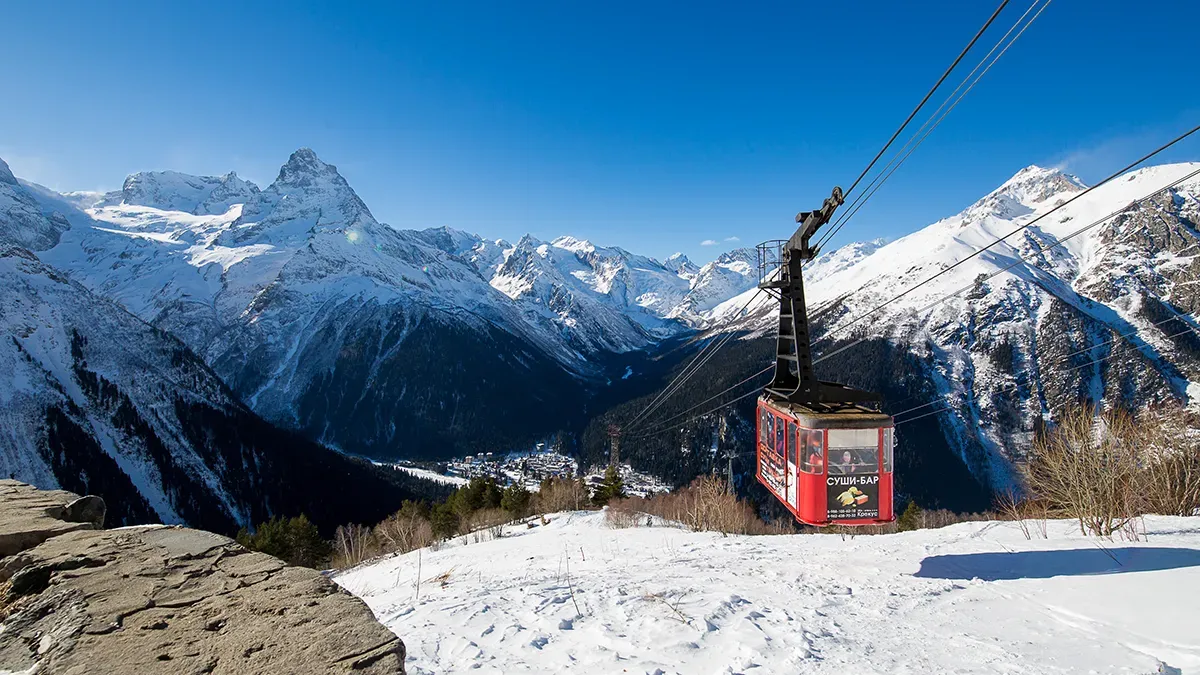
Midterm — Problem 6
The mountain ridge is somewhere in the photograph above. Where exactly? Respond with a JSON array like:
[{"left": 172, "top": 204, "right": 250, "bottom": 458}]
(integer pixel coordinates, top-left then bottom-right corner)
[{"left": 10, "top": 150, "right": 1200, "bottom": 497}]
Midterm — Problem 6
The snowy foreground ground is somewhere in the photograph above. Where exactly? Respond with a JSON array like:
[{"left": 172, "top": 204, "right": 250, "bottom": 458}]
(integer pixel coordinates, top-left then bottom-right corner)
[{"left": 336, "top": 511, "right": 1200, "bottom": 674}]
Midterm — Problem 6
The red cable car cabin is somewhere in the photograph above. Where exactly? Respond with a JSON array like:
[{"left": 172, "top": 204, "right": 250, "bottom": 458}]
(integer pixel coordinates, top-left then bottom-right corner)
[
  {"left": 755, "top": 399, "right": 894, "bottom": 526},
  {"left": 752, "top": 185, "right": 896, "bottom": 526}
]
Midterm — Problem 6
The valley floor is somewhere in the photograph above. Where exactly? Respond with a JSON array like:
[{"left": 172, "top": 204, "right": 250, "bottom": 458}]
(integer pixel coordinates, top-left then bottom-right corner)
[{"left": 336, "top": 512, "right": 1200, "bottom": 675}]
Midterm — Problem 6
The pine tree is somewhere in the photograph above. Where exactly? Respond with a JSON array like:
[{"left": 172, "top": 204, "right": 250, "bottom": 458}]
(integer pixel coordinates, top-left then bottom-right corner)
[
  {"left": 236, "top": 514, "right": 331, "bottom": 568},
  {"left": 501, "top": 483, "right": 532, "bottom": 517},
  {"left": 896, "top": 500, "right": 923, "bottom": 532},
  {"left": 593, "top": 466, "right": 626, "bottom": 506}
]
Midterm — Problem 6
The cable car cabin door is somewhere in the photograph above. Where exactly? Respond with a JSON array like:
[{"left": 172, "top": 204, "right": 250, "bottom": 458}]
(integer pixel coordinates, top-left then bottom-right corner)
[{"left": 784, "top": 420, "right": 797, "bottom": 509}]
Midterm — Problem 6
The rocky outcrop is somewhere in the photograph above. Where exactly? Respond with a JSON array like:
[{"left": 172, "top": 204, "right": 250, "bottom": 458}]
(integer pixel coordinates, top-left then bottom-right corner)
[{"left": 0, "top": 480, "right": 405, "bottom": 674}]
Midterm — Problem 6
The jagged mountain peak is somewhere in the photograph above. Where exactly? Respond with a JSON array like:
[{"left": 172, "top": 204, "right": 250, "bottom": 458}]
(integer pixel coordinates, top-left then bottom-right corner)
[
  {"left": 957, "top": 165, "right": 1086, "bottom": 224},
  {"left": 219, "top": 148, "right": 377, "bottom": 246},
  {"left": 274, "top": 147, "right": 342, "bottom": 187},
  {"left": 713, "top": 247, "right": 756, "bottom": 265},
  {"left": 551, "top": 235, "right": 594, "bottom": 253},
  {"left": 665, "top": 252, "right": 699, "bottom": 277},
  {"left": 414, "top": 225, "right": 485, "bottom": 257},
  {"left": 0, "top": 157, "right": 17, "bottom": 186},
  {"left": 0, "top": 160, "right": 70, "bottom": 252},
  {"left": 997, "top": 164, "right": 1086, "bottom": 198}
]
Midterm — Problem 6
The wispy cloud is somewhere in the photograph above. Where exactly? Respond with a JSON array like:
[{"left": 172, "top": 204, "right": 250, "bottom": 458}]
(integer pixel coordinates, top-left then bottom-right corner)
[
  {"left": 724, "top": 236, "right": 740, "bottom": 242},
  {"left": 700, "top": 239, "right": 719, "bottom": 246}
]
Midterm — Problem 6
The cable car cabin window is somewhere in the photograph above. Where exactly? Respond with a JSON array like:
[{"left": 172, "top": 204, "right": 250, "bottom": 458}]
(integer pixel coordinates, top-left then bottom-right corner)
[
  {"left": 827, "top": 428, "right": 880, "bottom": 475},
  {"left": 883, "top": 427, "right": 894, "bottom": 473},
  {"left": 759, "top": 408, "right": 769, "bottom": 447},
  {"left": 787, "top": 422, "right": 797, "bottom": 467},
  {"left": 774, "top": 417, "right": 786, "bottom": 461},
  {"left": 800, "top": 429, "right": 825, "bottom": 474},
  {"left": 765, "top": 414, "right": 775, "bottom": 452}
]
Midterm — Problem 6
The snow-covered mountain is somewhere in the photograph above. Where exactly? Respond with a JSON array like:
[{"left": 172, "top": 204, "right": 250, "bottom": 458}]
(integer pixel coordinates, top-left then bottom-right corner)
[
  {"left": 0, "top": 158, "right": 69, "bottom": 251},
  {"left": 97, "top": 169, "right": 261, "bottom": 215},
  {"left": 0, "top": 224, "right": 446, "bottom": 534},
  {"left": 9, "top": 148, "right": 768, "bottom": 459},
  {"left": 714, "top": 163, "right": 1200, "bottom": 491},
  {"left": 20, "top": 150, "right": 682, "bottom": 460},
  {"left": 670, "top": 247, "right": 759, "bottom": 316}
]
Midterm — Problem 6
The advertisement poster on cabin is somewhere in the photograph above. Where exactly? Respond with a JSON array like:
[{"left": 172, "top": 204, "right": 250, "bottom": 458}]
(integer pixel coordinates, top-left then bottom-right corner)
[{"left": 827, "top": 474, "right": 880, "bottom": 520}]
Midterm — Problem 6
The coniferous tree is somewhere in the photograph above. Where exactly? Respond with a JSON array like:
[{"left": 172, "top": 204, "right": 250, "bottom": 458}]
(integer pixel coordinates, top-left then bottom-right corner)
[
  {"left": 501, "top": 484, "right": 532, "bottom": 517},
  {"left": 896, "top": 501, "right": 923, "bottom": 532},
  {"left": 593, "top": 466, "right": 626, "bottom": 506}
]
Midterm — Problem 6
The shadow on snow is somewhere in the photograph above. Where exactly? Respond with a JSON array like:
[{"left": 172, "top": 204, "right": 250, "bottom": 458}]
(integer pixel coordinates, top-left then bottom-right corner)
[{"left": 915, "top": 547, "right": 1200, "bottom": 581}]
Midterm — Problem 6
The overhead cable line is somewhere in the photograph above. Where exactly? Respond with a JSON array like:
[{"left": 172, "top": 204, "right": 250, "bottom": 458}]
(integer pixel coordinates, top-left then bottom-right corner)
[
  {"left": 623, "top": 289, "right": 764, "bottom": 432},
  {"left": 1058, "top": 325, "right": 1200, "bottom": 376},
  {"left": 626, "top": 364, "right": 775, "bottom": 438},
  {"left": 890, "top": 397, "right": 951, "bottom": 419},
  {"left": 628, "top": 1, "right": 1021, "bottom": 436},
  {"left": 628, "top": 387, "right": 767, "bottom": 440},
  {"left": 841, "top": 0, "right": 1014, "bottom": 200},
  {"left": 1044, "top": 310, "right": 1199, "bottom": 370},
  {"left": 815, "top": 0, "right": 1052, "bottom": 254},
  {"left": 895, "top": 405, "right": 956, "bottom": 427}
]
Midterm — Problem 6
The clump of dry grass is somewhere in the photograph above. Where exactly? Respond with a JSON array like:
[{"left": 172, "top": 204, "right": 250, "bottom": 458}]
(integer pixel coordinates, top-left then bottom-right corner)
[
  {"left": 606, "top": 475, "right": 783, "bottom": 535},
  {"left": 534, "top": 477, "right": 591, "bottom": 514}
]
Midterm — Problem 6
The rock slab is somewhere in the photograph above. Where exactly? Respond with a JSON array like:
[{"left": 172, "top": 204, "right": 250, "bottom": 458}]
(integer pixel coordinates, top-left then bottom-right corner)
[{"left": 0, "top": 480, "right": 405, "bottom": 674}]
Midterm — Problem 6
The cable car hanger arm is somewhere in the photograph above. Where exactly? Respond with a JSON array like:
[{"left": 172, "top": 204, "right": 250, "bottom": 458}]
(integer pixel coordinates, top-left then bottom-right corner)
[
  {"left": 788, "top": 185, "right": 844, "bottom": 261},
  {"left": 757, "top": 185, "right": 879, "bottom": 407}
]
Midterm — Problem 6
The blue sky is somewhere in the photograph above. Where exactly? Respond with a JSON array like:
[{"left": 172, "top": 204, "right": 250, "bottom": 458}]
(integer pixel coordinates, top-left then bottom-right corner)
[{"left": 3, "top": 0, "right": 1198, "bottom": 262}]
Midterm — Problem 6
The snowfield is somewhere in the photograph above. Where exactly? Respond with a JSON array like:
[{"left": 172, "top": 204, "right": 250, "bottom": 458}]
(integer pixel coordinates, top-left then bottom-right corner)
[{"left": 337, "top": 511, "right": 1200, "bottom": 674}]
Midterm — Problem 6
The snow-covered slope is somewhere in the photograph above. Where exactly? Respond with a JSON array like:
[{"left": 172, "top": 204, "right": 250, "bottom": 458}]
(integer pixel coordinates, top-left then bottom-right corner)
[
  {"left": 98, "top": 169, "right": 260, "bottom": 215},
  {"left": 668, "top": 247, "right": 759, "bottom": 317},
  {"left": 0, "top": 243, "right": 444, "bottom": 532},
  {"left": 337, "top": 510, "right": 1200, "bottom": 674},
  {"left": 0, "top": 157, "right": 69, "bottom": 251},
  {"left": 717, "top": 164, "right": 1200, "bottom": 491}
]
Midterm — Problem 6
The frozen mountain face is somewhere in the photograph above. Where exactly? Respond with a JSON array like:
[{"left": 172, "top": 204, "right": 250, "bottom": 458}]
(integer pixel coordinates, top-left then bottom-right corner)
[
  {"left": 0, "top": 157, "right": 70, "bottom": 251},
  {"left": 484, "top": 234, "right": 696, "bottom": 353},
  {"left": 807, "top": 237, "right": 887, "bottom": 285},
  {"left": 0, "top": 245, "right": 446, "bottom": 533},
  {"left": 100, "top": 169, "right": 261, "bottom": 216},
  {"left": 722, "top": 163, "right": 1200, "bottom": 493},
  {"left": 24, "top": 150, "right": 593, "bottom": 460},
  {"left": 665, "top": 252, "right": 699, "bottom": 278},
  {"left": 672, "top": 247, "right": 758, "bottom": 316}
]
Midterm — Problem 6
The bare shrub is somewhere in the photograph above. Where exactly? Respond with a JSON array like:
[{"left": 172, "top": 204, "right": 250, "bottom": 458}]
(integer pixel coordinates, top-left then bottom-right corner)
[
  {"left": 535, "top": 477, "right": 590, "bottom": 514},
  {"left": 465, "top": 508, "right": 511, "bottom": 543},
  {"left": 1025, "top": 407, "right": 1146, "bottom": 538},
  {"left": 332, "top": 523, "right": 377, "bottom": 569},
  {"left": 1140, "top": 408, "right": 1200, "bottom": 517},
  {"left": 374, "top": 504, "right": 435, "bottom": 554},
  {"left": 995, "top": 490, "right": 1054, "bottom": 539},
  {"left": 607, "top": 476, "right": 780, "bottom": 535},
  {"left": 604, "top": 503, "right": 644, "bottom": 528}
]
